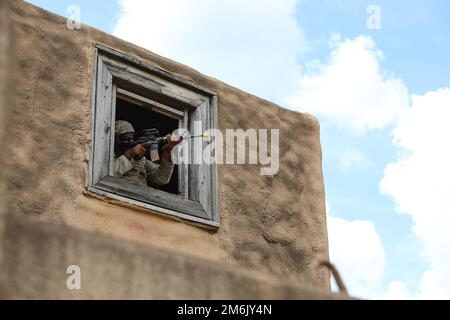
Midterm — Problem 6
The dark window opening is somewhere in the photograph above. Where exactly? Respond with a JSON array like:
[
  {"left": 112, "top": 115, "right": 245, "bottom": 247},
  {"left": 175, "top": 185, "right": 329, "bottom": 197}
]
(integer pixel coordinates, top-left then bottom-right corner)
[{"left": 115, "top": 97, "right": 179, "bottom": 195}]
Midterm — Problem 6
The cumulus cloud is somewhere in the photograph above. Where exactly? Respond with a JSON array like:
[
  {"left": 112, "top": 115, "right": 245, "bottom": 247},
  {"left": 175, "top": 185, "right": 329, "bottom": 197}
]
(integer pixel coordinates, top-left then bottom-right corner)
[
  {"left": 340, "top": 149, "right": 374, "bottom": 171},
  {"left": 381, "top": 281, "right": 414, "bottom": 300},
  {"left": 327, "top": 215, "right": 386, "bottom": 298},
  {"left": 289, "top": 35, "right": 410, "bottom": 134},
  {"left": 114, "top": 0, "right": 306, "bottom": 104},
  {"left": 380, "top": 88, "right": 450, "bottom": 299}
]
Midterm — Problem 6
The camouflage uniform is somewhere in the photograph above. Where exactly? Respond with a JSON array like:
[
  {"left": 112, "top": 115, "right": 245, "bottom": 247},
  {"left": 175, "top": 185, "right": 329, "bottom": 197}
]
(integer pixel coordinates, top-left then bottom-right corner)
[{"left": 113, "top": 121, "right": 174, "bottom": 187}]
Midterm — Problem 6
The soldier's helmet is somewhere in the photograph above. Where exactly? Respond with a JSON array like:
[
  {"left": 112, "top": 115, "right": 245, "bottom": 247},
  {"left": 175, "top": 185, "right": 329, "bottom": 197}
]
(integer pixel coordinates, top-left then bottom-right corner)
[{"left": 115, "top": 120, "right": 135, "bottom": 135}]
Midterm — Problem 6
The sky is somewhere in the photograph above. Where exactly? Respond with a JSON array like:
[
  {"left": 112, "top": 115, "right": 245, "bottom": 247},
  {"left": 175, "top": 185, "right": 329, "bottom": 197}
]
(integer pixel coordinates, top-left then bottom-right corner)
[{"left": 27, "top": 0, "right": 450, "bottom": 299}]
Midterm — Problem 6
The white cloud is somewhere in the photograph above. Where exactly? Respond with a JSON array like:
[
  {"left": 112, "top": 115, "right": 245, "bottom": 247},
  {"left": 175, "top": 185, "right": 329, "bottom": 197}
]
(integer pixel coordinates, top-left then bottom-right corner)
[
  {"left": 381, "top": 281, "right": 414, "bottom": 300},
  {"left": 114, "top": 0, "right": 306, "bottom": 104},
  {"left": 340, "top": 149, "right": 374, "bottom": 171},
  {"left": 325, "top": 200, "right": 331, "bottom": 215},
  {"left": 289, "top": 35, "right": 410, "bottom": 134},
  {"left": 327, "top": 215, "right": 386, "bottom": 299},
  {"left": 380, "top": 88, "right": 450, "bottom": 299}
]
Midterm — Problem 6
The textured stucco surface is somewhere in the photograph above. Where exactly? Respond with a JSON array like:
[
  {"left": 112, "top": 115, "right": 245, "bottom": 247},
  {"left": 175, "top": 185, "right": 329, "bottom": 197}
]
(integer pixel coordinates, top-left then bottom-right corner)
[
  {"left": 0, "top": 1, "right": 11, "bottom": 127},
  {"left": 0, "top": 0, "right": 14, "bottom": 281},
  {"left": 5, "top": 1, "right": 330, "bottom": 293},
  {"left": 1, "top": 214, "right": 344, "bottom": 299},
  {"left": 0, "top": 0, "right": 11, "bottom": 184},
  {"left": 0, "top": 0, "right": 13, "bottom": 181}
]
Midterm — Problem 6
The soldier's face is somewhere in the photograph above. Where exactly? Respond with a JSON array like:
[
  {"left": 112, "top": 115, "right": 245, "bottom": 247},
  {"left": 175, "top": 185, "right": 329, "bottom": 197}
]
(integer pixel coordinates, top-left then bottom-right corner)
[{"left": 118, "top": 132, "right": 135, "bottom": 145}]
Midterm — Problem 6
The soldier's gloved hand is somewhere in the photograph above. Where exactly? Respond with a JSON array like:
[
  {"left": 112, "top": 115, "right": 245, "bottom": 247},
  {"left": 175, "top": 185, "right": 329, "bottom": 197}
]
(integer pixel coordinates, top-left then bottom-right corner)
[
  {"left": 162, "top": 134, "right": 182, "bottom": 162},
  {"left": 124, "top": 144, "right": 147, "bottom": 160}
]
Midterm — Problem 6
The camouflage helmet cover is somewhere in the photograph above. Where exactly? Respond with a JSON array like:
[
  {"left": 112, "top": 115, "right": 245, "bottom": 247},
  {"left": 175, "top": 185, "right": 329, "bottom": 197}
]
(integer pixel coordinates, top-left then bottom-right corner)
[{"left": 115, "top": 120, "right": 135, "bottom": 135}]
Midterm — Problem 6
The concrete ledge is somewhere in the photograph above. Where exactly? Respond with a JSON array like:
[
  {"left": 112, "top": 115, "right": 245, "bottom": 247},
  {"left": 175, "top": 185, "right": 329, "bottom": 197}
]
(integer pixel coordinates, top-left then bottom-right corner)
[{"left": 0, "top": 214, "right": 345, "bottom": 300}]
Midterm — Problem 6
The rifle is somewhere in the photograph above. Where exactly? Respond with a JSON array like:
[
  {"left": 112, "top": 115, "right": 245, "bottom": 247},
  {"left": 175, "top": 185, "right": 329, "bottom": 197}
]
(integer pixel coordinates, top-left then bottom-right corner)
[{"left": 117, "top": 129, "right": 209, "bottom": 162}]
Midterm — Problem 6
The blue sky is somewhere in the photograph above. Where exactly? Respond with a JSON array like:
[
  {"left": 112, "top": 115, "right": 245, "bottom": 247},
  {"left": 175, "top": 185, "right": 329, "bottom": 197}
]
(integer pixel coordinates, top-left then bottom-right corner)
[
  {"left": 297, "top": 0, "right": 450, "bottom": 94},
  {"left": 27, "top": 0, "right": 450, "bottom": 299}
]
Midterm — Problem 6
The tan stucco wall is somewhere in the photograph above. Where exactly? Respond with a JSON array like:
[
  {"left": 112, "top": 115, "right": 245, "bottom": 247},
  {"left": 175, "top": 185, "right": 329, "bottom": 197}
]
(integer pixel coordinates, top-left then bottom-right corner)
[
  {"left": 6, "top": 1, "right": 330, "bottom": 291},
  {"left": 0, "top": 0, "right": 13, "bottom": 194},
  {"left": 1, "top": 214, "right": 345, "bottom": 299},
  {"left": 0, "top": 0, "right": 13, "bottom": 279}
]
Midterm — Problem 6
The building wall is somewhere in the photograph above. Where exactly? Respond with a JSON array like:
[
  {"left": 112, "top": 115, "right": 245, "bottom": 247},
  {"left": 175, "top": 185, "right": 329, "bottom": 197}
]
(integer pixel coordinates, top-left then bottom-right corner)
[
  {"left": 1, "top": 214, "right": 345, "bottom": 299},
  {"left": 0, "top": 0, "right": 13, "bottom": 280},
  {"left": 0, "top": 0, "right": 13, "bottom": 189},
  {"left": 6, "top": 1, "right": 330, "bottom": 291}
]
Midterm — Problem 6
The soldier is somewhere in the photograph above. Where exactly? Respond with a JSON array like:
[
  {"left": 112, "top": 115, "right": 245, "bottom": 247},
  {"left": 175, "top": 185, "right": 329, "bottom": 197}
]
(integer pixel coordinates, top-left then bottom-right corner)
[{"left": 113, "top": 120, "right": 180, "bottom": 187}]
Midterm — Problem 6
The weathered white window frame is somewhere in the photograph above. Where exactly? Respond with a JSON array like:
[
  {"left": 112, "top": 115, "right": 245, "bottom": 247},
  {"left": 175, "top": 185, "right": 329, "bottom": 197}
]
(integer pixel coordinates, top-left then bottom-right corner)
[{"left": 88, "top": 44, "right": 220, "bottom": 228}]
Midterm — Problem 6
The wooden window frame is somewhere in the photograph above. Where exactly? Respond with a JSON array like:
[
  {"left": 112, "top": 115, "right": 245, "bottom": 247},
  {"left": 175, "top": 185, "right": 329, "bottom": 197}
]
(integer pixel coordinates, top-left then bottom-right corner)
[{"left": 88, "top": 44, "right": 220, "bottom": 228}]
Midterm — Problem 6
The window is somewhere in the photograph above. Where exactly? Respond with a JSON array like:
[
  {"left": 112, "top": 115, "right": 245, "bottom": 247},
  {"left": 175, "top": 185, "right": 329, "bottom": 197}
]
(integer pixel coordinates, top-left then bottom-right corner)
[{"left": 88, "top": 45, "right": 220, "bottom": 228}]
